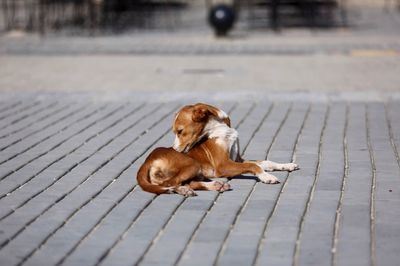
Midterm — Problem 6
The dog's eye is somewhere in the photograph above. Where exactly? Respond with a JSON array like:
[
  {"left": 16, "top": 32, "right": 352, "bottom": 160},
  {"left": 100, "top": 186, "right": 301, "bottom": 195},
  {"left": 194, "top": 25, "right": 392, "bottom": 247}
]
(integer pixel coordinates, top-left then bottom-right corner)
[{"left": 177, "top": 129, "right": 183, "bottom": 135}]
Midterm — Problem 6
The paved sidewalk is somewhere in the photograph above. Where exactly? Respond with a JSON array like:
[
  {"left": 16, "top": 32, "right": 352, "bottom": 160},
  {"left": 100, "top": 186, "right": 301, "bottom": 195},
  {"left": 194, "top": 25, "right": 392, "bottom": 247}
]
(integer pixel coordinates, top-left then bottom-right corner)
[{"left": 0, "top": 92, "right": 399, "bottom": 266}]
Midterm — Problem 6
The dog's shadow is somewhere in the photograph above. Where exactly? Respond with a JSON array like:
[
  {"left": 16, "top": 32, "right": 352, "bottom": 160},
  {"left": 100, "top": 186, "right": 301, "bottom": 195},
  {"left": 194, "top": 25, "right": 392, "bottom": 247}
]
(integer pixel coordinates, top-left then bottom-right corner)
[{"left": 228, "top": 175, "right": 259, "bottom": 181}]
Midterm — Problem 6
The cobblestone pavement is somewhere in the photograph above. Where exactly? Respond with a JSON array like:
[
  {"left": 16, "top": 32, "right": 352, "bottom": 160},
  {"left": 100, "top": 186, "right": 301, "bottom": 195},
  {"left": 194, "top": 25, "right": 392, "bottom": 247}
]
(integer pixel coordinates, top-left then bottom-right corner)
[{"left": 0, "top": 92, "right": 399, "bottom": 266}]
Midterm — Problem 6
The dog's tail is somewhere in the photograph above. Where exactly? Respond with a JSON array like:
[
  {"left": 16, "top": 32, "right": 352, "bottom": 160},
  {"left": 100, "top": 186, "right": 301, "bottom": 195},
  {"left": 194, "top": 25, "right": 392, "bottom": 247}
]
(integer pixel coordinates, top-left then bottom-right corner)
[{"left": 137, "top": 162, "right": 172, "bottom": 195}]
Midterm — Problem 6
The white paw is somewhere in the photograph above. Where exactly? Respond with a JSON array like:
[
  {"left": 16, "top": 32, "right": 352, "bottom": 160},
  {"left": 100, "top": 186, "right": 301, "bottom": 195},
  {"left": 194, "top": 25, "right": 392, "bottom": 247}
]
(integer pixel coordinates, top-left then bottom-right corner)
[
  {"left": 209, "top": 181, "right": 231, "bottom": 192},
  {"left": 284, "top": 163, "right": 299, "bottom": 172},
  {"left": 258, "top": 172, "right": 280, "bottom": 184},
  {"left": 175, "top": 186, "right": 197, "bottom": 197}
]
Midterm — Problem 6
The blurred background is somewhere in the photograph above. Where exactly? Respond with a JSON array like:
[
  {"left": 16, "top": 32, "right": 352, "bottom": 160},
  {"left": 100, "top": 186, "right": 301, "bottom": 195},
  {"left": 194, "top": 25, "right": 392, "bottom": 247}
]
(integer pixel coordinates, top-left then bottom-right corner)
[
  {"left": 0, "top": 0, "right": 352, "bottom": 34},
  {"left": 0, "top": 0, "right": 399, "bottom": 97},
  {"left": 0, "top": 0, "right": 397, "bottom": 34}
]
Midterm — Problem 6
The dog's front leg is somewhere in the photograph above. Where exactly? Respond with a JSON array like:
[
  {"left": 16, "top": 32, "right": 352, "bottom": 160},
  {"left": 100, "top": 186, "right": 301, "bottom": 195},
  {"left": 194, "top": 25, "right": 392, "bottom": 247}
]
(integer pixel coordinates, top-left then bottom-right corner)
[
  {"left": 257, "top": 160, "right": 299, "bottom": 172},
  {"left": 230, "top": 139, "right": 243, "bottom": 162}
]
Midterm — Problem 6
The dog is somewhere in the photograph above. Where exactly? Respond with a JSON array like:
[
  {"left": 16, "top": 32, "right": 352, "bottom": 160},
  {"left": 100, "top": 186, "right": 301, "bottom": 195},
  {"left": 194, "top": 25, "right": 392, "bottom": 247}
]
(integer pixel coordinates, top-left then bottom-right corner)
[{"left": 137, "top": 103, "right": 299, "bottom": 196}]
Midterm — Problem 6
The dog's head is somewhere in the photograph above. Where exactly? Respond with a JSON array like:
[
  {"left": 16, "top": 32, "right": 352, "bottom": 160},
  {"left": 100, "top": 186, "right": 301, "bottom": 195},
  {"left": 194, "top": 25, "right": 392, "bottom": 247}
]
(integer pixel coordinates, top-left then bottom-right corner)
[{"left": 172, "top": 103, "right": 231, "bottom": 152}]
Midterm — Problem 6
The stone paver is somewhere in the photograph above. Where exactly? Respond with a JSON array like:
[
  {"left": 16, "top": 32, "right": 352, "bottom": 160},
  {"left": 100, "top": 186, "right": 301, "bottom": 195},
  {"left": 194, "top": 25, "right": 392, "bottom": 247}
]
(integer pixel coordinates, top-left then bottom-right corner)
[{"left": 0, "top": 93, "right": 399, "bottom": 266}]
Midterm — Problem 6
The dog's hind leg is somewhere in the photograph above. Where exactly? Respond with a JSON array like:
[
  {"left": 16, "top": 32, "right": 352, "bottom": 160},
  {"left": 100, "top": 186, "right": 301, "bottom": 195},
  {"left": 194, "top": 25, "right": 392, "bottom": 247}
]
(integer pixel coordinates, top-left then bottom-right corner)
[
  {"left": 161, "top": 163, "right": 202, "bottom": 197},
  {"left": 188, "top": 178, "right": 231, "bottom": 192}
]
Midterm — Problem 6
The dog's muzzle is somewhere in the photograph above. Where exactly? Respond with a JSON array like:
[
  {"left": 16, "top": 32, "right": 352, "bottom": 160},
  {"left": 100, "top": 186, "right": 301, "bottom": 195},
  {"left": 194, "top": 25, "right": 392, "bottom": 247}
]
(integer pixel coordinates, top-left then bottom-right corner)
[{"left": 173, "top": 137, "right": 183, "bottom": 152}]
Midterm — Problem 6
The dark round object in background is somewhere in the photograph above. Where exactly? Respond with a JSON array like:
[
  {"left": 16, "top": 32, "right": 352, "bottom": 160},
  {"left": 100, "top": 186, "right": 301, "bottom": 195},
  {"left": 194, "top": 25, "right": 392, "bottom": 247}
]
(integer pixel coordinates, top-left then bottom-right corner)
[{"left": 208, "top": 4, "right": 236, "bottom": 37}]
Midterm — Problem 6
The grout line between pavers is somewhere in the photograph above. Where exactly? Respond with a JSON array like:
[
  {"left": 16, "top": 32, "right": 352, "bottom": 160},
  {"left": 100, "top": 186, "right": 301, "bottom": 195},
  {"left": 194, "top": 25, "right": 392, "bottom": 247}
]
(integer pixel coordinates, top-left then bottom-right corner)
[
  {"left": 366, "top": 104, "right": 376, "bottom": 266},
  {"left": 293, "top": 104, "right": 330, "bottom": 266},
  {"left": 14, "top": 105, "right": 179, "bottom": 266},
  {"left": 384, "top": 103, "right": 400, "bottom": 169},
  {"left": 253, "top": 103, "right": 312, "bottom": 266},
  {"left": 0, "top": 103, "right": 148, "bottom": 218},
  {"left": 331, "top": 103, "right": 349, "bottom": 266},
  {"left": 0, "top": 101, "right": 75, "bottom": 139}
]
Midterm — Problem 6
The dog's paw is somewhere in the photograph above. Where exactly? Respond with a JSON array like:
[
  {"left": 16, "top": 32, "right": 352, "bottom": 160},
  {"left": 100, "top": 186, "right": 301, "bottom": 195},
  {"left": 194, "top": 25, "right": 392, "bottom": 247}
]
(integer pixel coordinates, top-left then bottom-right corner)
[
  {"left": 176, "top": 186, "right": 197, "bottom": 197},
  {"left": 259, "top": 172, "right": 280, "bottom": 184},
  {"left": 211, "top": 181, "right": 231, "bottom": 192},
  {"left": 285, "top": 163, "right": 299, "bottom": 172}
]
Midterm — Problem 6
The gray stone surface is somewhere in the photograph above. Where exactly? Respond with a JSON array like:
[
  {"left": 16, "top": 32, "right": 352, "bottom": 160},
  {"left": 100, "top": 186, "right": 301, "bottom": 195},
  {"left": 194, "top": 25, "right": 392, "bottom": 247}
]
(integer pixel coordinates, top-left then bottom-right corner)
[{"left": 0, "top": 94, "right": 399, "bottom": 266}]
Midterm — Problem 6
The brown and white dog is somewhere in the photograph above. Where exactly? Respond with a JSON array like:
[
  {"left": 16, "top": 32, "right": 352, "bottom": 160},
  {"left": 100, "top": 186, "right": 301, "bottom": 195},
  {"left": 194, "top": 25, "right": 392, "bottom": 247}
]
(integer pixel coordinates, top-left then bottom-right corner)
[{"left": 137, "top": 103, "right": 298, "bottom": 196}]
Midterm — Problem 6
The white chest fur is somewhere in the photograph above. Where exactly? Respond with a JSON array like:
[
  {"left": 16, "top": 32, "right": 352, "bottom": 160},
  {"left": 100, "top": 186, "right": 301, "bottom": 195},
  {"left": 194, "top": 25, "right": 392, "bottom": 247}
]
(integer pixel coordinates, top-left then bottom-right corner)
[{"left": 204, "top": 118, "right": 239, "bottom": 161}]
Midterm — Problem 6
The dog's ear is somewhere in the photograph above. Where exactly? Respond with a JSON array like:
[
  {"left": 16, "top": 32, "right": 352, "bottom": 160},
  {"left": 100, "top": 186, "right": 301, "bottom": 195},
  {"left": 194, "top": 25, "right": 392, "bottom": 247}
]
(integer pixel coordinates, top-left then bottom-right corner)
[
  {"left": 192, "top": 103, "right": 231, "bottom": 127},
  {"left": 222, "top": 116, "right": 231, "bottom": 127},
  {"left": 192, "top": 105, "right": 209, "bottom": 122}
]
